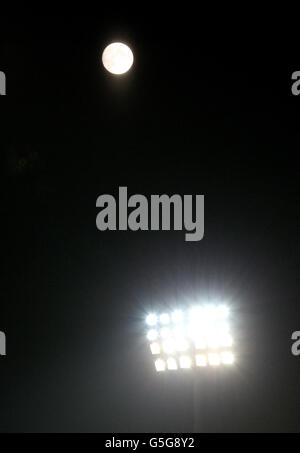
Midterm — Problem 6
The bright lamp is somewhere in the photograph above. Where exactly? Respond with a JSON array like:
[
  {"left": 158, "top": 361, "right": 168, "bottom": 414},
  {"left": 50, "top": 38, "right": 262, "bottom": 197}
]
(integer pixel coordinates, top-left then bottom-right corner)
[{"left": 145, "top": 303, "right": 234, "bottom": 372}]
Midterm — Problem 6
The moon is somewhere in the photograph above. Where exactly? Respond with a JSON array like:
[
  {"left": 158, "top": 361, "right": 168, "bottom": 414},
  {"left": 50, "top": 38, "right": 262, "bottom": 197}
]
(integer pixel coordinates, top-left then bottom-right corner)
[{"left": 102, "top": 42, "right": 134, "bottom": 75}]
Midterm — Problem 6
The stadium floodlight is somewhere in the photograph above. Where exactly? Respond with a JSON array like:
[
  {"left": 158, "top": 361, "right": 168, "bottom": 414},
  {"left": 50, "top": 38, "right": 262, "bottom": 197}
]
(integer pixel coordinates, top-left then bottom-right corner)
[
  {"left": 150, "top": 342, "right": 161, "bottom": 355},
  {"left": 194, "top": 336, "right": 206, "bottom": 350},
  {"left": 208, "top": 352, "right": 221, "bottom": 366},
  {"left": 155, "top": 358, "right": 166, "bottom": 372},
  {"left": 147, "top": 329, "right": 158, "bottom": 341},
  {"left": 220, "top": 333, "right": 233, "bottom": 348},
  {"left": 179, "top": 355, "right": 192, "bottom": 369},
  {"left": 195, "top": 354, "right": 207, "bottom": 367},
  {"left": 160, "top": 327, "right": 172, "bottom": 339},
  {"left": 145, "top": 303, "right": 235, "bottom": 372},
  {"left": 206, "top": 335, "right": 220, "bottom": 350},
  {"left": 216, "top": 305, "right": 229, "bottom": 318},
  {"left": 160, "top": 313, "right": 170, "bottom": 324},
  {"left": 173, "top": 326, "right": 186, "bottom": 341},
  {"left": 175, "top": 338, "right": 189, "bottom": 352},
  {"left": 146, "top": 314, "right": 158, "bottom": 326},
  {"left": 167, "top": 357, "right": 178, "bottom": 370},
  {"left": 162, "top": 339, "right": 176, "bottom": 354},
  {"left": 220, "top": 351, "right": 234, "bottom": 365},
  {"left": 172, "top": 310, "right": 184, "bottom": 324}
]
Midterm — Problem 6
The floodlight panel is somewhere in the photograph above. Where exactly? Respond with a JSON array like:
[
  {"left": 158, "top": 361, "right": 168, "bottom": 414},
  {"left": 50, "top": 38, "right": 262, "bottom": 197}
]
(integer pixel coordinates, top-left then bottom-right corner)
[
  {"left": 206, "top": 335, "right": 220, "bottom": 349},
  {"left": 217, "top": 304, "right": 229, "bottom": 318},
  {"left": 221, "top": 334, "right": 233, "bottom": 347},
  {"left": 160, "top": 327, "right": 172, "bottom": 339},
  {"left": 195, "top": 354, "right": 207, "bottom": 367},
  {"left": 167, "top": 357, "right": 178, "bottom": 370},
  {"left": 147, "top": 329, "right": 158, "bottom": 341},
  {"left": 194, "top": 336, "right": 207, "bottom": 350},
  {"left": 172, "top": 310, "right": 184, "bottom": 324},
  {"left": 160, "top": 313, "right": 170, "bottom": 324},
  {"left": 162, "top": 339, "right": 176, "bottom": 354},
  {"left": 179, "top": 355, "right": 192, "bottom": 369},
  {"left": 150, "top": 342, "right": 161, "bottom": 355},
  {"left": 173, "top": 325, "right": 185, "bottom": 339},
  {"left": 155, "top": 359, "right": 166, "bottom": 372},
  {"left": 215, "top": 321, "right": 230, "bottom": 334},
  {"left": 146, "top": 314, "right": 157, "bottom": 326},
  {"left": 189, "top": 306, "right": 203, "bottom": 322},
  {"left": 146, "top": 304, "right": 234, "bottom": 371},
  {"left": 221, "top": 351, "right": 234, "bottom": 365},
  {"left": 175, "top": 338, "right": 189, "bottom": 352},
  {"left": 208, "top": 352, "right": 221, "bottom": 366}
]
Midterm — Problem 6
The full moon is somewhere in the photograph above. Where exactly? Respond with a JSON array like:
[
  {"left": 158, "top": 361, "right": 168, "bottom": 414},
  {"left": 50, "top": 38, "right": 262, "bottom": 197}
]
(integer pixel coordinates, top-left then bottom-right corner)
[{"left": 102, "top": 42, "right": 134, "bottom": 75}]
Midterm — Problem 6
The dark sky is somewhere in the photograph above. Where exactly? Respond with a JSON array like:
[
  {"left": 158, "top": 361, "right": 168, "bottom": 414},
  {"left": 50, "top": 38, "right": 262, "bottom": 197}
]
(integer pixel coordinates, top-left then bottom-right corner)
[{"left": 0, "top": 15, "right": 299, "bottom": 432}]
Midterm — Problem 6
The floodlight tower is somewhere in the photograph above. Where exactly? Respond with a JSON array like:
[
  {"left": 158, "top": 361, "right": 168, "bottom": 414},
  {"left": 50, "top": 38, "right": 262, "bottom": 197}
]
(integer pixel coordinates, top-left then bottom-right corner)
[{"left": 145, "top": 304, "right": 235, "bottom": 431}]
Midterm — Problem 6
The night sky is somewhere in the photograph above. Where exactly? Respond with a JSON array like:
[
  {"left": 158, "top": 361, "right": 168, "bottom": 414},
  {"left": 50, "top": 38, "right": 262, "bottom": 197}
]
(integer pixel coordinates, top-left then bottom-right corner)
[{"left": 0, "top": 15, "right": 299, "bottom": 432}]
